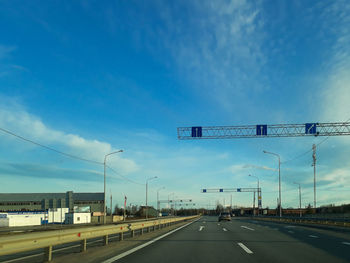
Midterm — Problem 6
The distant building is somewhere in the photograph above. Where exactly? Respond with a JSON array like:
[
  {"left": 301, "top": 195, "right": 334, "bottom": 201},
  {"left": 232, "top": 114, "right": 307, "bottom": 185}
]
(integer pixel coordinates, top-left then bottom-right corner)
[{"left": 0, "top": 191, "right": 104, "bottom": 213}]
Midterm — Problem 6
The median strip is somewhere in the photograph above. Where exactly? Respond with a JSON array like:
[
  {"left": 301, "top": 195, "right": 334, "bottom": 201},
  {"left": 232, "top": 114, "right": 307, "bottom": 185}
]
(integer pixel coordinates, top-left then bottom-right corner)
[{"left": 237, "top": 242, "right": 253, "bottom": 254}]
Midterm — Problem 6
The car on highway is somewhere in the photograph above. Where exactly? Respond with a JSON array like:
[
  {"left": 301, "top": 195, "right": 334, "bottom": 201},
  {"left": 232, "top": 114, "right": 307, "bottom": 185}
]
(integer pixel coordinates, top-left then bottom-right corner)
[{"left": 218, "top": 212, "right": 231, "bottom": 222}]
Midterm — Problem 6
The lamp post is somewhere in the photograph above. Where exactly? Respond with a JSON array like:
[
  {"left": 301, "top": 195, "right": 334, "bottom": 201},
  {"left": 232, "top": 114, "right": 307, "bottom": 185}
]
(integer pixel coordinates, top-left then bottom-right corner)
[
  {"left": 263, "top": 150, "right": 282, "bottom": 217},
  {"left": 146, "top": 176, "right": 158, "bottom": 219},
  {"left": 293, "top": 182, "right": 302, "bottom": 218},
  {"left": 248, "top": 174, "right": 259, "bottom": 216},
  {"left": 157, "top": 187, "right": 165, "bottom": 217},
  {"left": 168, "top": 193, "right": 174, "bottom": 214},
  {"left": 104, "top": 150, "right": 123, "bottom": 224}
]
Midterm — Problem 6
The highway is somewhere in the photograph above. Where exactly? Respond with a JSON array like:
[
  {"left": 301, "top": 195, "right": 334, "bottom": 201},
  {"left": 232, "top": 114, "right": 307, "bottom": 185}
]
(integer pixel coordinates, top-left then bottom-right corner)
[
  {"left": 1, "top": 216, "right": 350, "bottom": 263},
  {"left": 103, "top": 216, "right": 350, "bottom": 263}
]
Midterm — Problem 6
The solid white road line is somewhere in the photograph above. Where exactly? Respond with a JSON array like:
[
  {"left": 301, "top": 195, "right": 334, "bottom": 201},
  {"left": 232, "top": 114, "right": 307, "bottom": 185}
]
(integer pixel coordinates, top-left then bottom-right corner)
[
  {"left": 199, "top": 226, "right": 204, "bottom": 231},
  {"left": 217, "top": 223, "right": 220, "bottom": 226},
  {"left": 241, "top": 226, "right": 255, "bottom": 231},
  {"left": 309, "top": 235, "right": 318, "bottom": 238},
  {"left": 342, "top": 242, "right": 350, "bottom": 245},
  {"left": 102, "top": 219, "right": 200, "bottom": 263},
  {"left": 237, "top": 242, "right": 253, "bottom": 254},
  {"left": 288, "top": 231, "right": 294, "bottom": 234},
  {"left": 223, "top": 228, "right": 227, "bottom": 231}
]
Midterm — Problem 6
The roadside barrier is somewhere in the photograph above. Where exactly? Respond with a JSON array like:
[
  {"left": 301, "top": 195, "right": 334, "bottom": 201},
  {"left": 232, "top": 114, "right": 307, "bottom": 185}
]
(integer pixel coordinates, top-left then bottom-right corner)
[
  {"left": 250, "top": 216, "right": 350, "bottom": 227},
  {"left": 0, "top": 215, "right": 199, "bottom": 262}
]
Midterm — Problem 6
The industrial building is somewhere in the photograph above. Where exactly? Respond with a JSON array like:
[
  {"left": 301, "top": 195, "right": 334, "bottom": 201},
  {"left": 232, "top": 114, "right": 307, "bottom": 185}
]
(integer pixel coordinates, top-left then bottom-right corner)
[{"left": 0, "top": 191, "right": 104, "bottom": 213}]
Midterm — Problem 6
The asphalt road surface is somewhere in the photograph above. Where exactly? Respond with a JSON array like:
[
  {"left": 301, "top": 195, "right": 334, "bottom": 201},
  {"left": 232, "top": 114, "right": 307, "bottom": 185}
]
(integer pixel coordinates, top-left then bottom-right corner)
[
  {"left": 1, "top": 216, "right": 350, "bottom": 263},
  {"left": 103, "top": 216, "right": 350, "bottom": 263}
]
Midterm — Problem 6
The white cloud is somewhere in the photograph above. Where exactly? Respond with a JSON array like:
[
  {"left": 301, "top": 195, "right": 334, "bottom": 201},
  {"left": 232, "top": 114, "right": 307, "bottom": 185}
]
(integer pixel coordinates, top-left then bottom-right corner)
[
  {"left": 0, "top": 45, "right": 16, "bottom": 60},
  {"left": 242, "top": 164, "right": 277, "bottom": 171},
  {"left": 318, "top": 1, "right": 350, "bottom": 123},
  {"left": 146, "top": 1, "right": 267, "bottom": 113},
  {"left": 0, "top": 98, "right": 139, "bottom": 175}
]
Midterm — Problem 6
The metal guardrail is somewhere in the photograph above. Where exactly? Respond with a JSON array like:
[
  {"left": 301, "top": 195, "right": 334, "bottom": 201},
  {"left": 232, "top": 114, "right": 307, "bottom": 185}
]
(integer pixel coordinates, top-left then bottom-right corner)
[
  {"left": 0, "top": 215, "right": 199, "bottom": 262},
  {"left": 250, "top": 216, "right": 350, "bottom": 227}
]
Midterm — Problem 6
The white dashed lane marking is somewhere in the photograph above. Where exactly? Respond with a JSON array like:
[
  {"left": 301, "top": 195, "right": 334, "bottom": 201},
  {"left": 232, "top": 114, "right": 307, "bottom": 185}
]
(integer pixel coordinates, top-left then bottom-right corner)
[
  {"left": 238, "top": 242, "right": 253, "bottom": 254},
  {"left": 241, "top": 226, "right": 255, "bottom": 231}
]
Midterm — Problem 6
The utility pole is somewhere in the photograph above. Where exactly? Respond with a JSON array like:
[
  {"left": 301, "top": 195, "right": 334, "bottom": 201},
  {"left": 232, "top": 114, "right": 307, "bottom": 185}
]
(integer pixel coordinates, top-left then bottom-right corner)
[
  {"left": 253, "top": 191, "right": 256, "bottom": 216},
  {"left": 103, "top": 150, "right": 123, "bottom": 224},
  {"left": 294, "top": 182, "right": 302, "bottom": 218},
  {"left": 110, "top": 193, "right": 112, "bottom": 219},
  {"left": 263, "top": 151, "right": 282, "bottom": 217},
  {"left": 312, "top": 144, "right": 317, "bottom": 211}
]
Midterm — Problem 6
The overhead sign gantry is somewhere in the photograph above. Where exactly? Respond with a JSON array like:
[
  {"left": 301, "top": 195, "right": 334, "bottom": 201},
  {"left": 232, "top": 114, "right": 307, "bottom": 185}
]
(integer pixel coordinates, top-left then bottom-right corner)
[
  {"left": 201, "top": 188, "right": 262, "bottom": 213},
  {"left": 177, "top": 122, "right": 350, "bottom": 140}
]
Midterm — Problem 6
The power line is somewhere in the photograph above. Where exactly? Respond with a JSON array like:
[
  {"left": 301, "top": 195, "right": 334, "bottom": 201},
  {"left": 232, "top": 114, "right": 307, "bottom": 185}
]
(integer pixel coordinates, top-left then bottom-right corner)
[
  {"left": 0, "top": 127, "right": 103, "bottom": 165},
  {"left": 0, "top": 127, "right": 146, "bottom": 186},
  {"left": 281, "top": 118, "right": 350, "bottom": 164},
  {"left": 106, "top": 165, "right": 145, "bottom": 186}
]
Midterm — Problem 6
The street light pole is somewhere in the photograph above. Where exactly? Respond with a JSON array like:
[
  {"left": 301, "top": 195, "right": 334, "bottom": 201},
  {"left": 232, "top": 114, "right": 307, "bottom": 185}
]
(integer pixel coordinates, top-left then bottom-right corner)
[
  {"left": 248, "top": 174, "right": 259, "bottom": 216},
  {"left": 157, "top": 187, "right": 165, "bottom": 217},
  {"left": 104, "top": 150, "right": 123, "bottom": 224},
  {"left": 263, "top": 150, "right": 282, "bottom": 217},
  {"left": 294, "top": 182, "right": 302, "bottom": 218},
  {"left": 168, "top": 193, "right": 174, "bottom": 214},
  {"left": 146, "top": 176, "right": 158, "bottom": 219}
]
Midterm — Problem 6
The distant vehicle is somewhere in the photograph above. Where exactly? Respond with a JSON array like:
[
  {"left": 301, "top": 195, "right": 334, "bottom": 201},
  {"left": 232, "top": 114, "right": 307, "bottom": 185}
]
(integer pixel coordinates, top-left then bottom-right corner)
[{"left": 218, "top": 212, "right": 231, "bottom": 222}]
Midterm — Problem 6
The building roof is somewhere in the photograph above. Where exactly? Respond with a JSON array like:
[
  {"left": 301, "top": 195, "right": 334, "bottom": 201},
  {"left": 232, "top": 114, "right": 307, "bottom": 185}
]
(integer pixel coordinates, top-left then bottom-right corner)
[{"left": 0, "top": 192, "right": 104, "bottom": 202}]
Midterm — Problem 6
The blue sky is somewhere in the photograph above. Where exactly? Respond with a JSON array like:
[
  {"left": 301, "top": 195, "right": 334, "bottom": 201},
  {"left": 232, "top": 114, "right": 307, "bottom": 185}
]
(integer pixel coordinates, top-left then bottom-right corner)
[{"left": 0, "top": 0, "right": 349, "bottom": 210}]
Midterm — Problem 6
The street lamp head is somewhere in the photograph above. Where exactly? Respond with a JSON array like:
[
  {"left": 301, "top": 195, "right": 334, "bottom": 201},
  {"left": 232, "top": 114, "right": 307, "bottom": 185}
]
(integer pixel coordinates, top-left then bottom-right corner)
[{"left": 263, "top": 150, "right": 267, "bottom": 153}]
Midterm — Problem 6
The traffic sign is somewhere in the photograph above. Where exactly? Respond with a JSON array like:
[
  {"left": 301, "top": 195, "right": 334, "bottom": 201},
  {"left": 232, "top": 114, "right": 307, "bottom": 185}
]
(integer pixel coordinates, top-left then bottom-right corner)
[
  {"left": 305, "top": 123, "right": 317, "bottom": 134},
  {"left": 191, "top": 127, "right": 202, "bottom": 137},
  {"left": 256, "top": 125, "right": 267, "bottom": 136},
  {"left": 202, "top": 189, "right": 207, "bottom": 193},
  {"left": 219, "top": 189, "right": 223, "bottom": 192},
  {"left": 237, "top": 188, "right": 241, "bottom": 192}
]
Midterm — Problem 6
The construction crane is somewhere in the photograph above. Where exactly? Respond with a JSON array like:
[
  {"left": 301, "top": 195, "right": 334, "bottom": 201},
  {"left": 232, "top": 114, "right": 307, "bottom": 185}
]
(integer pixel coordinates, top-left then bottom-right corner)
[{"left": 177, "top": 122, "right": 350, "bottom": 140}]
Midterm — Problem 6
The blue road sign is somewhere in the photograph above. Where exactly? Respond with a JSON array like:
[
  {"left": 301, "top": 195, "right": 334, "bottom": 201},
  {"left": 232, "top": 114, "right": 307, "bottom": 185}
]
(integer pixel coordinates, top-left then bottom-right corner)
[
  {"left": 219, "top": 189, "right": 223, "bottom": 192},
  {"left": 202, "top": 189, "right": 207, "bottom": 193},
  {"left": 258, "top": 200, "right": 262, "bottom": 206},
  {"left": 237, "top": 188, "right": 241, "bottom": 192},
  {"left": 256, "top": 125, "right": 267, "bottom": 136},
  {"left": 305, "top": 123, "right": 317, "bottom": 134},
  {"left": 191, "top": 127, "right": 202, "bottom": 137}
]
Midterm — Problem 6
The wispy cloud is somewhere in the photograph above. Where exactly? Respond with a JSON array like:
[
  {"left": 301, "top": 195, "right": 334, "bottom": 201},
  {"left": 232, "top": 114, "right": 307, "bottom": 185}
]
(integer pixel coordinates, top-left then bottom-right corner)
[
  {"left": 242, "top": 164, "right": 277, "bottom": 172},
  {"left": 0, "top": 97, "right": 139, "bottom": 175},
  {"left": 317, "top": 1, "right": 350, "bottom": 122},
  {"left": 0, "top": 45, "right": 16, "bottom": 60}
]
